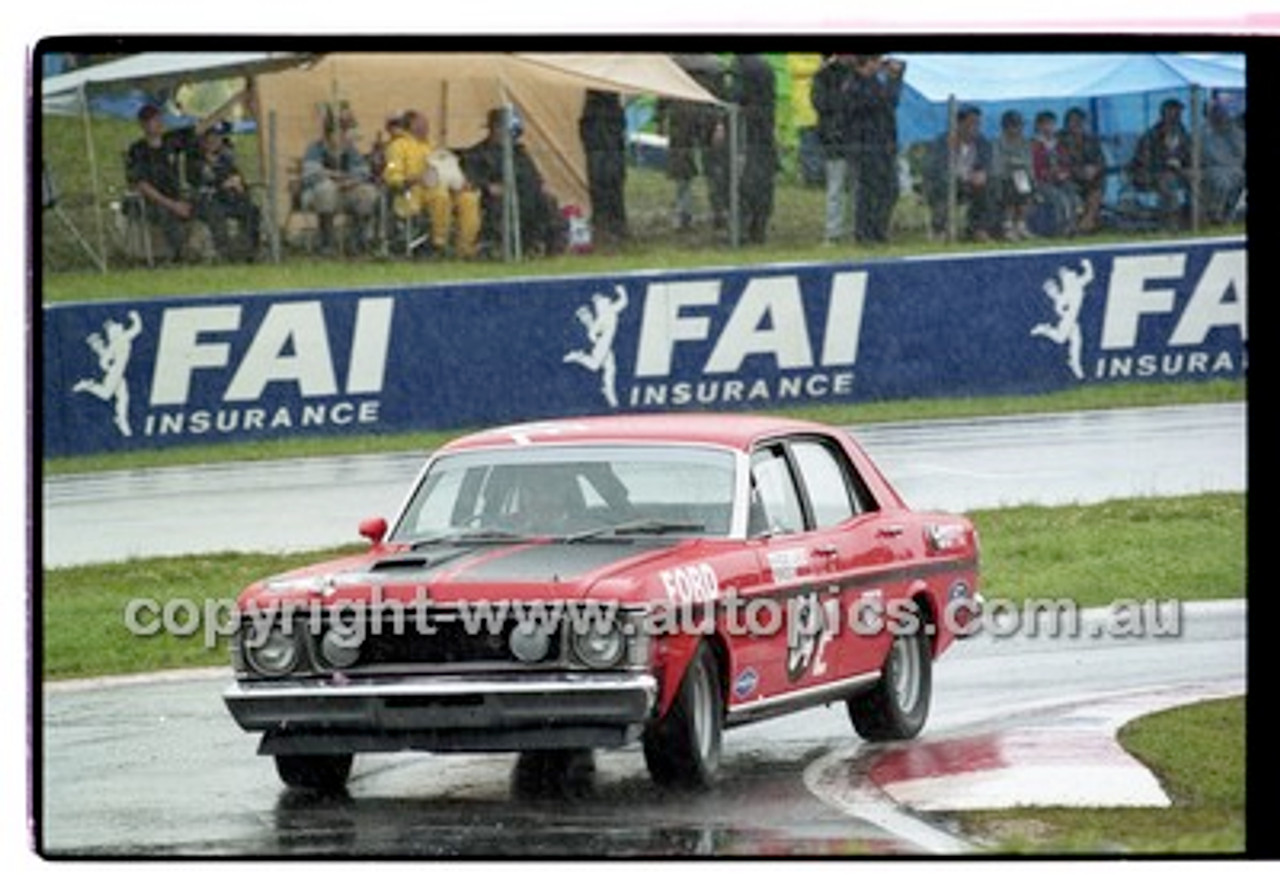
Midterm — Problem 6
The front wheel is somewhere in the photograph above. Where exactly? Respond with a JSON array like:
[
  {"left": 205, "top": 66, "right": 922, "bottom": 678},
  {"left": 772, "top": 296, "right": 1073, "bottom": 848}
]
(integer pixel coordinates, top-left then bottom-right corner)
[
  {"left": 848, "top": 623, "right": 932, "bottom": 741},
  {"left": 643, "top": 642, "right": 723, "bottom": 790},
  {"left": 511, "top": 748, "right": 596, "bottom": 799},
  {"left": 274, "top": 753, "right": 353, "bottom": 792}
]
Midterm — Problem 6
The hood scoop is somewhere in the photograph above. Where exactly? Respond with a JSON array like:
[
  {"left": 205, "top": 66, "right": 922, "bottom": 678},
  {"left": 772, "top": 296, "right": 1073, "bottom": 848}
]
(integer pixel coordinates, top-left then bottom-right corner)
[{"left": 368, "top": 546, "right": 477, "bottom": 574}]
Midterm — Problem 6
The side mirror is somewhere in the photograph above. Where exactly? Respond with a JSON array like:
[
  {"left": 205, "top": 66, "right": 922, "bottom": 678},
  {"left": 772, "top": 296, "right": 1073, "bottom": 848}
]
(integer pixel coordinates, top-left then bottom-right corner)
[{"left": 358, "top": 516, "right": 388, "bottom": 545}]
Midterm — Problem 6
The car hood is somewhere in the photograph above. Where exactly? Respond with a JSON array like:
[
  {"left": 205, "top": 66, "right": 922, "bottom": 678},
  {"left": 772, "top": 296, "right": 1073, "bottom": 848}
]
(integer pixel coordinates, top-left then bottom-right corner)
[{"left": 246, "top": 539, "right": 690, "bottom": 607}]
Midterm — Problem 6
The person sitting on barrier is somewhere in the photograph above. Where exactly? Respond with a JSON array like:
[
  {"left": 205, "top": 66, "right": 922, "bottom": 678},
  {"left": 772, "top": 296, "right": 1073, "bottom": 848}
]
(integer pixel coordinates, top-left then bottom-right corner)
[
  {"left": 1059, "top": 107, "right": 1105, "bottom": 234},
  {"left": 462, "top": 107, "right": 563, "bottom": 258},
  {"left": 381, "top": 109, "right": 481, "bottom": 259},
  {"left": 1030, "top": 110, "right": 1082, "bottom": 238},
  {"left": 922, "top": 104, "right": 996, "bottom": 241},
  {"left": 299, "top": 103, "right": 381, "bottom": 255},
  {"left": 186, "top": 126, "right": 262, "bottom": 262},
  {"left": 990, "top": 109, "right": 1035, "bottom": 241},
  {"left": 1128, "top": 98, "right": 1192, "bottom": 230}
]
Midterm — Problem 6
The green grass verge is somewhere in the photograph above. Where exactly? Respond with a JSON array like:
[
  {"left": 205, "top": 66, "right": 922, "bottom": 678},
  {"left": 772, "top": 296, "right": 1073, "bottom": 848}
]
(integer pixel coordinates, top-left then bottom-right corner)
[
  {"left": 971, "top": 491, "right": 1246, "bottom": 607},
  {"left": 957, "top": 695, "right": 1245, "bottom": 853},
  {"left": 39, "top": 492, "right": 1244, "bottom": 682},
  {"left": 43, "top": 378, "right": 1245, "bottom": 476},
  {"left": 41, "top": 546, "right": 361, "bottom": 681}
]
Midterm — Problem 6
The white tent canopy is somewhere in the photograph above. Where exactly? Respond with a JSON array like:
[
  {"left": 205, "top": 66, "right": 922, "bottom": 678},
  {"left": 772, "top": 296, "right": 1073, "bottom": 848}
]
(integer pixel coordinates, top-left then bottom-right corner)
[{"left": 40, "top": 52, "right": 313, "bottom": 115}]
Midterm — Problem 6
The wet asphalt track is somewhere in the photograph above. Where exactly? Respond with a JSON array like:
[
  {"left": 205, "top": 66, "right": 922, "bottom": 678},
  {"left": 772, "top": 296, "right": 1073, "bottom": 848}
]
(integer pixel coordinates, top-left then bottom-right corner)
[
  {"left": 37, "top": 403, "right": 1248, "bottom": 856},
  {"left": 41, "top": 402, "right": 1246, "bottom": 568}
]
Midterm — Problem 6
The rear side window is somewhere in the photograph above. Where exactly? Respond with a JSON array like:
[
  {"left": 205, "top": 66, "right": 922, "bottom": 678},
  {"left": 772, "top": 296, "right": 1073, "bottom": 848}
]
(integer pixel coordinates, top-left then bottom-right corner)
[
  {"left": 791, "top": 440, "right": 858, "bottom": 528},
  {"left": 749, "top": 446, "right": 805, "bottom": 535}
]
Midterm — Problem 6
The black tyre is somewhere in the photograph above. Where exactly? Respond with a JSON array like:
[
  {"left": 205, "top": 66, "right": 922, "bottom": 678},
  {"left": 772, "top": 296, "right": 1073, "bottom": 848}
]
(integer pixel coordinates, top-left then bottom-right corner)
[
  {"left": 511, "top": 748, "right": 596, "bottom": 799},
  {"left": 274, "top": 753, "right": 353, "bottom": 792},
  {"left": 848, "top": 623, "right": 932, "bottom": 741},
  {"left": 643, "top": 642, "right": 723, "bottom": 790}
]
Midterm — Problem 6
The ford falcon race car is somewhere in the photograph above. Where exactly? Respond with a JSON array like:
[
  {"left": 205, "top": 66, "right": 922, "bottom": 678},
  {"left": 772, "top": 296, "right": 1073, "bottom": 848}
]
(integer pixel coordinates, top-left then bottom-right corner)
[{"left": 224, "top": 414, "right": 981, "bottom": 792}]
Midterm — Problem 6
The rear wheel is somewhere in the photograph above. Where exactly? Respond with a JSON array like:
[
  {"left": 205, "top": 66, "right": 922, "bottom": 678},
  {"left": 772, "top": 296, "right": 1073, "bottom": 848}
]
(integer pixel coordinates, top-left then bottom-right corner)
[
  {"left": 274, "top": 753, "right": 353, "bottom": 792},
  {"left": 643, "top": 642, "right": 723, "bottom": 789},
  {"left": 848, "top": 621, "right": 932, "bottom": 741}
]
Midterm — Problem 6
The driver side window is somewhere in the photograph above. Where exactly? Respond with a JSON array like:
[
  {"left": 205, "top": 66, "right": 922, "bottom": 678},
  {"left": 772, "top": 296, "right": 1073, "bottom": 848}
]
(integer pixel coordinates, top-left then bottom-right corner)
[{"left": 749, "top": 446, "right": 805, "bottom": 536}]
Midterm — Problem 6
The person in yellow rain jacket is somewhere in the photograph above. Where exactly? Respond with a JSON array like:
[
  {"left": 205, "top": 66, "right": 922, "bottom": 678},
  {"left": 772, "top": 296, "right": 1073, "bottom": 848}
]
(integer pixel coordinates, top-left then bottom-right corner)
[
  {"left": 382, "top": 109, "right": 480, "bottom": 258},
  {"left": 788, "top": 53, "right": 824, "bottom": 186}
]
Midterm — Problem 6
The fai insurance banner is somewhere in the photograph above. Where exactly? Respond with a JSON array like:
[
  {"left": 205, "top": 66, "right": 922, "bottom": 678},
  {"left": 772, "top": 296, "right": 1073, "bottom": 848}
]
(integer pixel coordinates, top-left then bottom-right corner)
[{"left": 42, "top": 236, "right": 1245, "bottom": 457}]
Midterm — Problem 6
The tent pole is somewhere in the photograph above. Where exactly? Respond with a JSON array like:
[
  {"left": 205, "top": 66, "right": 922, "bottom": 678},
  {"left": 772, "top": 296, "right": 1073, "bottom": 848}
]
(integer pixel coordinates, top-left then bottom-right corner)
[
  {"left": 251, "top": 76, "right": 280, "bottom": 264},
  {"left": 267, "top": 109, "right": 281, "bottom": 264},
  {"left": 79, "top": 83, "right": 108, "bottom": 272},
  {"left": 439, "top": 81, "right": 449, "bottom": 146},
  {"left": 499, "top": 92, "right": 521, "bottom": 263},
  {"left": 946, "top": 95, "right": 957, "bottom": 244},
  {"left": 1189, "top": 84, "right": 1202, "bottom": 233},
  {"left": 728, "top": 103, "right": 740, "bottom": 249}
]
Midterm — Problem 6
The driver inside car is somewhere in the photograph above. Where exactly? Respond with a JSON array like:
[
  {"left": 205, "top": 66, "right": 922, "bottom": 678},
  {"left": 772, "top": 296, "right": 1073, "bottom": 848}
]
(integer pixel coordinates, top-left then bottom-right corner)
[{"left": 506, "top": 471, "right": 586, "bottom": 535}]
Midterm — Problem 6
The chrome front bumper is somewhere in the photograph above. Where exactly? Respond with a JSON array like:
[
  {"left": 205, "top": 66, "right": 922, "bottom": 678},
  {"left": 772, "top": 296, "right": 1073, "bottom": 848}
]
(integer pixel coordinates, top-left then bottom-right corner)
[{"left": 224, "top": 671, "right": 658, "bottom": 755}]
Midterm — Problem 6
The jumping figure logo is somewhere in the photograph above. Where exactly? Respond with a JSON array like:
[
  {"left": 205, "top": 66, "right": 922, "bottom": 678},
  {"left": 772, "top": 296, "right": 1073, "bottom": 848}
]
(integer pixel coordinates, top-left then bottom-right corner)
[
  {"left": 1031, "top": 259, "right": 1094, "bottom": 380},
  {"left": 72, "top": 310, "right": 143, "bottom": 437},
  {"left": 563, "top": 285, "right": 629, "bottom": 408}
]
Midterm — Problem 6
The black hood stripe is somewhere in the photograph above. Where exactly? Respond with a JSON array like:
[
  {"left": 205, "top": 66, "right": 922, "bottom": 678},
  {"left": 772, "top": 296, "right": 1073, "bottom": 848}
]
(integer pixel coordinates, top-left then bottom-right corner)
[
  {"left": 450, "top": 542, "right": 672, "bottom": 583},
  {"left": 366, "top": 541, "right": 675, "bottom": 585}
]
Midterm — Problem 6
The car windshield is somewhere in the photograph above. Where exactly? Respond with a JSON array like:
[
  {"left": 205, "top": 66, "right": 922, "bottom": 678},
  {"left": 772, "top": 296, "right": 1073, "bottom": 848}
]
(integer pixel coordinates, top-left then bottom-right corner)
[{"left": 393, "top": 445, "right": 739, "bottom": 542}]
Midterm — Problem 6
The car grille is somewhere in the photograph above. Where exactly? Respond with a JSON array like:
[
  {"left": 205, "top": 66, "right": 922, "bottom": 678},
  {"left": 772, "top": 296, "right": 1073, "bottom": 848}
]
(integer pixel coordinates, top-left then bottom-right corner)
[{"left": 309, "top": 612, "right": 564, "bottom": 671}]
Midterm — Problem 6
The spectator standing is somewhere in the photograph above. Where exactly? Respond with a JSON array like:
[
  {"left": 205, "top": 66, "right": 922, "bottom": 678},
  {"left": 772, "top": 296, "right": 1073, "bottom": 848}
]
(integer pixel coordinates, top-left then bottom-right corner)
[
  {"left": 1030, "top": 110, "right": 1081, "bottom": 237},
  {"left": 299, "top": 103, "right": 380, "bottom": 255},
  {"left": 1200, "top": 94, "right": 1245, "bottom": 225},
  {"left": 1059, "top": 107, "right": 1105, "bottom": 234},
  {"left": 579, "top": 90, "right": 629, "bottom": 245},
  {"left": 846, "top": 54, "right": 905, "bottom": 243},
  {"left": 1128, "top": 98, "right": 1192, "bottom": 230},
  {"left": 732, "top": 53, "right": 778, "bottom": 245},
  {"left": 187, "top": 126, "right": 262, "bottom": 262},
  {"left": 990, "top": 109, "right": 1035, "bottom": 240},
  {"left": 811, "top": 54, "right": 857, "bottom": 243},
  {"left": 382, "top": 109, "right": 480, "bottom": 259},
  {"left": 658, "top": 54, "right": 728, "bottom": 231},
  {"left": 788, "top": 54, "right": 825, "bottom": 187},
  {"left": 922, "top": 104, "right": 995, "bottom": 241}
]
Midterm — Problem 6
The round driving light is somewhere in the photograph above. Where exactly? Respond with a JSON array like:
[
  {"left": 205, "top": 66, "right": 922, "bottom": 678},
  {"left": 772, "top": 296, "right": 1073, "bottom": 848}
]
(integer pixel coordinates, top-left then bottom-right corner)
[
  {"left": 508, "top": 623, "right": 552, "bottom": 663},
  {"left": 245, "top": 627, "right": 300, "bottom": 676},
  {"left": 321, "top": 627, "right": 362, "bottom": 668},
  {"left": 571, "top": 625, "right": 625, "bottom": 669}
]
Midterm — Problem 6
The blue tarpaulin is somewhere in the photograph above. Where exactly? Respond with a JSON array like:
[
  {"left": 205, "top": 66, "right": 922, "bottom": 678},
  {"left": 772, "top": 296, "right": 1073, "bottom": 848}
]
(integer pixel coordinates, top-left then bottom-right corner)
[{"left": 893, "top": 52, "right": 1246, "bottom": 145}]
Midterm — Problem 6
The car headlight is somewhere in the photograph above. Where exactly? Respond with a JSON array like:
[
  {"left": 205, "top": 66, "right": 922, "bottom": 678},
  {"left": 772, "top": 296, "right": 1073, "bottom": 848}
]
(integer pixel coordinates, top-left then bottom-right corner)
[
  {"left": 244, "top": 626, "right": 301, "bottom": 676},
  {"left": 570, "top": 623, "right": 626, "bottom": 669},
  {"left": 509, "top": 622, "right": 554, "bottom": 663},
  {"left": 320, "top": 627, "right": 362, "bottom": 668}
]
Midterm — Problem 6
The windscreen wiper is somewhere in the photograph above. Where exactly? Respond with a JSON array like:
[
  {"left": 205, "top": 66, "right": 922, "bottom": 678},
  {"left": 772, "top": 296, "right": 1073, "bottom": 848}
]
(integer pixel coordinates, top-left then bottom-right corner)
[
  {"left": 563, "top": 519, "right": 706, "bottom": 543},
  {"left": 409, "top": 528, "right": 527, "bottom": 550}
]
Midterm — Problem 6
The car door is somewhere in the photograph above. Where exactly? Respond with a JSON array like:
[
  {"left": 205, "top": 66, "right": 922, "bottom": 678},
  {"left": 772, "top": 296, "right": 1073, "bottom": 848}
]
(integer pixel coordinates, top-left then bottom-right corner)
[
  {"left": 785, "top": 436, "right": 901, "bottom": 681},
  {"left": 721, "top": 442, "right": 823, "bottom": 708}
]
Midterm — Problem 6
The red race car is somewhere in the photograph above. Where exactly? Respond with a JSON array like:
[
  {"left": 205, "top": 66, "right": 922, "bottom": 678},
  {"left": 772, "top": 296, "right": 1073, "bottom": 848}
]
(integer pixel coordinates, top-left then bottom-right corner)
[{"left": 224, "top": 413, "right": 981, "bottom": 792}]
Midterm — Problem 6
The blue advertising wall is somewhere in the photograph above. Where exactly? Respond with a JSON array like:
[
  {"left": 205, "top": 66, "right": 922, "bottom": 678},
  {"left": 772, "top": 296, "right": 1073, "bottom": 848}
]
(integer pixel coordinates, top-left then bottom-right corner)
[{"left": 43, "top": 236, "right": 1246, "bottom": 457}]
